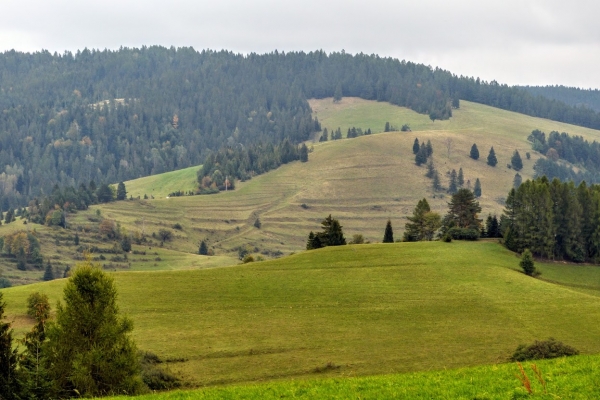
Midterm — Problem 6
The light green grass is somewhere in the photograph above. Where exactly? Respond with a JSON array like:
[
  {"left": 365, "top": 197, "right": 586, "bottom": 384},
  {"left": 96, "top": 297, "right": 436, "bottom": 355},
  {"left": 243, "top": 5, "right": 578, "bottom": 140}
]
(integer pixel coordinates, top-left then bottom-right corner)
[
  {"left": 109, "top": 354, "right": 600, "bottom": 399},
  {"left": 123, "top": 165, "right": 200, "bottom": 199},
  {"left": 3, "top": 241, "right": 600, "bottom": 387}
]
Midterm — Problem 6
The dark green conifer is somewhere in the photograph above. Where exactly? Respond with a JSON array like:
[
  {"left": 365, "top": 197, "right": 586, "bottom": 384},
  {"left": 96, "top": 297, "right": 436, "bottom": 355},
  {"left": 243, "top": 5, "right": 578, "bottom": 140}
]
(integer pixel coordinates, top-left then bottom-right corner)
[
  {"left": 412, "top": 138, "right": 420, "bottom": 155},
  {"left": 474, "top": 178, "right": 482, "bottom": 197},
  {"left": 511, "top": 150, "right": 523, "bottom": 171},
  {"left": 487, "top": 147, "right": 498, "bottom": 167},
  {"left": 299, "top": 143, "right": 308, "bottom": 162},
  {"left": 458, "top": 167, "right": 464, "bottom": 187},
  {"left": 116, "top": 182, "right": 127, "bottom": 201},
  {"left": 199, "top": 240, "right": 208, "bottom": 255},
  {"left": 448, "top": 169, "right": 458, "bottom": 194},
  {"left": 383, "top": 220, "right": 394, "bottom": 243},
  {"left": 470, "top": 143, "right": 479, "bottom": 160},
  {"left": 520, "top": 249, "right": 536, "bottom": 276},
  {"left": 0, "top": 292, "right": 21, "bottom": 399}
]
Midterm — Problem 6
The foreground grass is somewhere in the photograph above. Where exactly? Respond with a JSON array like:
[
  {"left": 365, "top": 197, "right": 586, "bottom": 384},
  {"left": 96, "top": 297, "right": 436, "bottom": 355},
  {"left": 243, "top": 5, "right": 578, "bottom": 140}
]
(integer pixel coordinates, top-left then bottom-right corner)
[
  {"left": 4, "top": 241, "right": 600, "bottom": 387},
  {"left": 110, "top": 355, "right": 600, "bottom": 399}
]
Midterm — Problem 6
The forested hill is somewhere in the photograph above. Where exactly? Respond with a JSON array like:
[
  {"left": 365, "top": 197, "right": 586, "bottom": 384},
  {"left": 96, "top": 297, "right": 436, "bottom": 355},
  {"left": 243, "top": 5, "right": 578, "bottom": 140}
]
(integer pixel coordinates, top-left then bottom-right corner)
[
  {"left": 2, "top": 47, "right": 600, "bottom": 208},
  {"left": 520, "top": 86, "right": 600, "bottom": 112}
]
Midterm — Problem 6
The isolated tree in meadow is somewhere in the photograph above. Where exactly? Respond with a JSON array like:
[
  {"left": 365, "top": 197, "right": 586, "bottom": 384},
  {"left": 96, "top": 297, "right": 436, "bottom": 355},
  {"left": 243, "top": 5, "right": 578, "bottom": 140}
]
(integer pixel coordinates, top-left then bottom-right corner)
[
  {"left": 383, "top": 220, "right": 394, "bottom": 243},
  {"left": 425, "top": 140, "right": 433, "bottom": 157},
  {"left": 448, "top": 169, "right": 458, "bottom": 194},
  {"left": 385, "top": 122, "right": 390, "bottom": 132},
  {"left": 0, "top": 292, "right": 21, "bottom": 399},
  {"left": 404, "top": 198, "right": 441, "bottom": 241},
  {"left": 43, "top": 262, "right": 54, "bottom": 281},
  {"left": 121, "top": 235, "right": 132, "bottom": 252},
  {"left": 458, "top": 167, "right": 464, "bottom": 187},
  {"left": 470, "top": 143, "right": 479, "bottom": 160},
  {"left": 443, "top": 137, "right": 453, "bottom": 158},
  {"left": 307, "top": 215, "right": 346, "bottom": 249},
  {"left": 520, "top": 249, "right": 536, "bottom": 276},
  {"left": 299, "top": 143, "right": 309, "bottom": 162},
  {"left": 511, "top": 150, "right": 523, "bottom": 171},
  {"left": 474, "top": 178, "right": 482, "bottom": 197},
  {"left": 425, "top": 159, "right": 436, "bottom": 178},
  {"left": 445, "top": 188, "right": 482, "bottom": 230},
  {"left": 158, "top": 229, "right": 173, "bottom": 242},
  {"left": 487, "top": 147, "right": 498, "bottom": 167},
  {"left": 116, "top": 182, "right": 127, "bottom": 201},
  {"left": 45, "top": 259, "right": 143, "bottom": 397},
  {"left": 432, "top": 170, "right": 442, "bottom": 191},
  {"left": 412, "top": 138, "right": 420, "bottom": 155},
  {"left": 199, "top": 240, "right": 208, "bottom": 255}
]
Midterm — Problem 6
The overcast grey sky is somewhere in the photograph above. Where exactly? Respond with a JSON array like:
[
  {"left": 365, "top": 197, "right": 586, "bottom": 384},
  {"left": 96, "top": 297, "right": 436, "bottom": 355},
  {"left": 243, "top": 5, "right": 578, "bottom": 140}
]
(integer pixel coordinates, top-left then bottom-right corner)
[{"left": 1, "top": 0, "right": 598, "bottom": 88}]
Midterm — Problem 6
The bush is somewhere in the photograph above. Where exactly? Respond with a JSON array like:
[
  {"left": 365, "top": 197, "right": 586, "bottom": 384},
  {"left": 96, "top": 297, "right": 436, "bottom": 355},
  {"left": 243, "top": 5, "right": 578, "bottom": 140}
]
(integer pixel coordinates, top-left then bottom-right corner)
[
  {"left": 442, "top": 234, "right": 452, "bottom": 243},
  {"left": 172, "top": 223, "right": 183, "bottom": 230},
  {"left": 0, "top": 277, "right": 11, "bottom": 288},
  {"left": 140, "top": 351, "right": 180, "bottom": 391},
  {"left": 447, "top": 227, "right": 479, "bottom": 241},
  {"left": 511, "top": 338, "right": 579, "bottom": 361},
  {"left": 242, "top": 254, "right": 255, "bottom": 263}
]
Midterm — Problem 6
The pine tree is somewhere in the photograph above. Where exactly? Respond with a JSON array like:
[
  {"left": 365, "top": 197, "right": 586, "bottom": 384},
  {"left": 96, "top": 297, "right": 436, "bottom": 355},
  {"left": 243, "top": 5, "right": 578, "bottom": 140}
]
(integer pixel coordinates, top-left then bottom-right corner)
[
  {"left": 445, "top": 188, "right": 482, "bottom": 230},
  {"left": 0, "top": 292, "right": 21, "bottom": 399},
  {"left": 116, "top": 182, "right": 127, "bottom": 201},
  {"left": 199, "top": 240, "right": 208, "bottom": 255},
  {"left": 458, "top": 168, "right": 464, "bottom": 187},
  {"left": 470, "top": 143, "right": 479, "bottom": 160},
  {"left": 425, "top": 140, "right": 433, "bottom": 157},
  {"left": 404, "top": 199, "right": 441, "bottom": 241},
  {"left": 121, "top": 235, "right": 132, "bottom": 252},
  {"left": 385, "top": 122, "right": 390, "bottom": 132},
  {"left": 487, "top": 147, "right": 498, "bottom": 167},
  {"left": 415, "top": 146, "right": 428, "bottom": 166},
  {"left": 519, "top": 249, "right": 536, "bottom": 276},
  {"left": 383, "top": 220, "right": 394, "bottom": 243},
  {"left": 45, "top": 259, "right": 143, "bottom": 397},
  {"left": 412, "top": 138, "right": 420, "bottom": 155},
  {"left": 425, "top": 159, "right": 436, "bottom": 178},
  {"left": 474, "top": 178, "right": 482, "bottom": 197},
  {"left": 432, "top": 170, "right": 442, "bottom": 191},
  {"left": 511, "top": 150, "right": 523, "bottom": 171}
]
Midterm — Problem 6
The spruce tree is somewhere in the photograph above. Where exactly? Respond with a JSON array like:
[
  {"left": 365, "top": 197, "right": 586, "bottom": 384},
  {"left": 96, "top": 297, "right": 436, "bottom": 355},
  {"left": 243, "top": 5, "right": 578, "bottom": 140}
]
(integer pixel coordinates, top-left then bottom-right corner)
[
  {"left": 199, "top": 240, "right": 208, "bottom": 255},
  {"left": 519, "top": 249, "right": 536, "bottom": 276},
  {"left": 474, "top": 178, "right": 482, "bottom": 197},
  {"left": 458, "top": 168, "right": 464, "bottom": 187},
  {"left": 45, "top": 259, "right": 143, "bottom": 397},
  {"left": 383, "top": 220, "right": 394, "bottom": 243},
  {"left": 448, "top": 169, "right": 458, "bottom": 194},
  {"left": 299, "top": 143, "right": 309, "bottom": 162},
  {"left": 444, "top": 188, "right": 482, "bottom": 230},
  {"left": 116, "top": 182, "right": 127, "bottom": 201},
  {"left": 425, "top": 159, "right": 435, "bottom": 179},
  {"left": 487, "top": 147, "right": 498, "bottom": 167},
  {"left": 385, "top": 122, "right": 390, "bottom": 132},
  {"left": 513, "top": 173, "right": 522, "bottom": 189},
  {"left": 425, "top": 140, "right": 433, "bottom": 157},
  {"left": 43, "top": 262, "right": 54, "bottom": 281},
  {"left": 511, "top": 150, "right": 523, "bottom": 171},
  {"left": 412, "top": 138, "right": 420, "bottom": 154},
  {"left": 415, "top": 147, "right": 428, "bottom": 166},
  {"left": 404, "top": 199, "right": 441, "bottom": 241},
  {"left": 470, "top": 143, "right": 479, "bottom": 160},
  {"left": 432, "top": 170, "right": 441, "bottom": 191}
]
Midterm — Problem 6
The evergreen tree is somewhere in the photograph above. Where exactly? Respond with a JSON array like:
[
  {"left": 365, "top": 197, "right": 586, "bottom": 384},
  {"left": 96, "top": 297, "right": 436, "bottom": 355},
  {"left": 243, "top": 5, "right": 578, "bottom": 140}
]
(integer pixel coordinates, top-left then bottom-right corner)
[
  {"left": 474, "top": 178, "right": 482, "bottom": 197},
  {"left": 254, "top": 218, "right": 261, "bottom": 228},
  {"left": 383, "top": 220, "right": 394, "bottom": 243},
  {"left": 432, "top": 170, "right": 442, "bottom": 191},
  {"left": 519, "top": 249, "right": 536, "bottom": 276},
  {"left": 333, "top": 83, "right": 343, "bottom": 102},
  {"left": 470, "top": 143, "right": 479, "bottom": 160},
  {"left": 513, "top": 173, "right": 522, "bottom": 188},
  {"left": 425, "top": 140, "right": 433, "bottom": 157},
  {"left": 404, "top": 199, "right": 441, "bottom": 241},
  {"left": 0, "top": 292, "right": 21, "bottom": 399},
  {"left": 511, "top": 150, "right": 523, "bottom": 171},
  {"left": 20, "top": 292, "right": 52, "bottom": 398},
  {"left": 318, "top": 215, "right": 346, "bottom": 246},
  {"left": 43, "top": 262, "right": 54, "bottom": 281},
  {"left": 458, "top": 167, "right": 464, "bottom": 187},
  {"left": 321, "top": 128, "right": 328, "bottom": 142},
  {"left": 45, "top": 258, "right": 143, "bottom": 397},
  {"left": 487, "top": 147, "right": 498, "bottom": 167},
  {"left": 415, "top": 147, "right": 428, "bottom": 166},
  {"left": 96, "top": 183, "right": 114, "bottom": 203},
  {"left": 299, "top": 144, "right": 309, "bottom": 162},
  {"left": 448, "top": 169, "right": 458, "bottom": 194},
  {"left": 121, "top": 235, "right": 132, "bottom": 252},
  {"left": 199, "top": 240, "right": 208, "bottom": 255},
  {"left": 444, "top": 188, "right": 482, "bottom": 230},
  {"left": 385, "top": 122, "right": 390, "bottom": 132},
  {"left": 412, "top": 138, "right": 420, "bottom": 155},
  {"left": 116, "top": 182, "right": 127, "bottom": 201},
  {"left": 425, "top": 159, "right": 436, "bottom": 179}
]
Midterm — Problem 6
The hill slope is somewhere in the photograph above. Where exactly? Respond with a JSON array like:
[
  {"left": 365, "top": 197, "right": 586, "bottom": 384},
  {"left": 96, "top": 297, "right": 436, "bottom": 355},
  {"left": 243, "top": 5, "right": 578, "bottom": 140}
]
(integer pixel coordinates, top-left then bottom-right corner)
[{"left": 4, "top": 241, "right": 600, "bottom": 387}]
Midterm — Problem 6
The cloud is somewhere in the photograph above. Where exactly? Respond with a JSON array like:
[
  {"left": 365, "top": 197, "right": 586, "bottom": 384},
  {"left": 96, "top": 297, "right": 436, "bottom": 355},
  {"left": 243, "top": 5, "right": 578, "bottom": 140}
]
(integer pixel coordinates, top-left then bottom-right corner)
[{"left": 1, "top": 0, "right": 599, "bottom": 87}]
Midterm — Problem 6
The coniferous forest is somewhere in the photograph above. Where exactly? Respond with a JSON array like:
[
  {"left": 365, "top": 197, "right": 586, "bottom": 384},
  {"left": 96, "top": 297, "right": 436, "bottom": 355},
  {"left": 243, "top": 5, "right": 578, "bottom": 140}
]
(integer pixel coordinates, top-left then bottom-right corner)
[{"left": 4, "top": 47, "right": 600, "bottom": 210}]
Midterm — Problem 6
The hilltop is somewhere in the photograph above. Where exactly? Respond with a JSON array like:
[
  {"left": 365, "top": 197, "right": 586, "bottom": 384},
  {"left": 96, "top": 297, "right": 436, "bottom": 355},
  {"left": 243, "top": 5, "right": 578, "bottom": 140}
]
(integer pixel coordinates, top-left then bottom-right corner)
[{"left": 4, "top": 97, "right": 600, "bottom": 285}]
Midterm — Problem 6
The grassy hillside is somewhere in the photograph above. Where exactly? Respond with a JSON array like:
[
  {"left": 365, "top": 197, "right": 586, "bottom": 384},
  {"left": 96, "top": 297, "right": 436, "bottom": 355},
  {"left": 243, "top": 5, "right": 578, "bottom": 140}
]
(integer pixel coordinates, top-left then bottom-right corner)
[
  {"left": 4, "top": 98, "right": 600, "bottom": 284},
  {"left": 3, "top": 241, "right": 600, "bottom": 387},
  {"left": 109, "top": 354, "right": 600, "bottom": 399}
]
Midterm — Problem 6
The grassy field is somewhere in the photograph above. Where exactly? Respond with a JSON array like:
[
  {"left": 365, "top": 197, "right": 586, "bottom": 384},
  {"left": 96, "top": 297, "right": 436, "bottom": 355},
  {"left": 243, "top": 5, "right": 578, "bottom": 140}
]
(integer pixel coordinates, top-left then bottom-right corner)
[
  {"left": 3, "top": 241, "right": 600, "bottom": 387},
  {"left": 109, "top": 354, "right": 600, "bottom": 399},
  {"left": 4, "top": 97, "right": 600, "bottom": 283}
]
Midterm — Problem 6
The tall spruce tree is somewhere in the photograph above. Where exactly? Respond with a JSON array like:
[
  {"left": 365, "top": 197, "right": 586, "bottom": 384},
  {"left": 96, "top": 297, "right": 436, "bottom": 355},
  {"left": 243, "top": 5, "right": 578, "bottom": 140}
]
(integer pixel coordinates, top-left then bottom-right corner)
[
  {"left": 487, "top": 147, "right": 498, "bottom": 167},
  {"left": 199, "top": 240, "right": 209, "bottom": 255},
  {"left": 474, "top": 178, "right": 482, "bottom": 197},
  {"left": 458, "top": 168, "right": 464, "bottom": 187},
  {"left": 513, "top": 173, "right": 522, "bottom": 188},
  {"left": 412, "top": 138, "right": 420, "bottom": 155},
  {"left": 470, "top": 143, "right": 479, "bottom": 160},
  {"left": 415, "top": 146, "right": 428, "bottom": 166},
  {"left": 116, "top": 182, "right": 127, "bottom": 201},
  {"left": 448, "top": 169, "right": 458, "bottom": 194},
  {"left": 299, "top": 143, "right": 309, "bottom": 162},
  {"left": 404, "top": 198, "right": 441, "bottom": 241},
  {"left": 432, "top": 170, "right": 442, "bottom": 191},
  {"left": 519, "top": 249, "right": 536, "bottom": 276},
  {"left": 444, "top": 188, "right": 482, "bottom": 230},
  {"left": 383, "top": 220, "right": 394, "bottom": 243}
]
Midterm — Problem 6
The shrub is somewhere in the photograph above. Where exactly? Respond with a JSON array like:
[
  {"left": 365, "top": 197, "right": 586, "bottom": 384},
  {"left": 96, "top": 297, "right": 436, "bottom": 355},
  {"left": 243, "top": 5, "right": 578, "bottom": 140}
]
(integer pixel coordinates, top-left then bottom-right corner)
[
  {"left": 157, "top": 229, "right": 173, "bottom": 242},
  {"left": 442, "top": 234, "right": 452, "bottom": 243},
  {"left": 139, "top": 351, "right": 181, "bottom": 391},
  {"left": 172, "top": 223, "right": 183, "bottom": 230},
  {"left": 447, "top": 227, "right": 479, "bottom": 241},
  {"left": 511, "top": 338, "right": 579, "bottom": 362},
  {"left": 242, "top": 254, "right": 255, "bottom": 263}
]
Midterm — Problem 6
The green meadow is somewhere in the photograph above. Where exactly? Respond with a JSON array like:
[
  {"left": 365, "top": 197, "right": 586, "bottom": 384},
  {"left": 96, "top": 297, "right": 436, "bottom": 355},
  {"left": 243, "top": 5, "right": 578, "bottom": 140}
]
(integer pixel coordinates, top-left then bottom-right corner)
[{"left": 4, "top": 241, "right": 600, "bottom": 388}]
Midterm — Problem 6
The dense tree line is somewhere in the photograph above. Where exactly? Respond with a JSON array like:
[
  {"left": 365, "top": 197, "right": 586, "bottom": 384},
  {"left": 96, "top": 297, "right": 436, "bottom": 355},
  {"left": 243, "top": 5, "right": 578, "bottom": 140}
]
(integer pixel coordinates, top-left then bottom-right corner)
[
  {"left": 530, "top": 129, "right": 600, "bottom": 184},
  {"left": 520, "top": 86, "right": 600, "bottom": 112},
  {"left": 197, "top": 139, "right": 306, "bottom": 192},
  {"left": 503, "top": 177, "right": 600, "bottom": 262},
  {"left": 3, "top": 47, "right": 600, "bottom": 208}
]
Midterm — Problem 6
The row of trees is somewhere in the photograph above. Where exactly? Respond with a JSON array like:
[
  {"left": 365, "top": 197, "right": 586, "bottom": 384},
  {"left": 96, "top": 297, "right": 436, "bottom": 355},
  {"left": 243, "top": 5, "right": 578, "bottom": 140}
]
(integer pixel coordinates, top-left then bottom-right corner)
[{"left": 503, "top": 177, "right": 600, "bottom": 262}]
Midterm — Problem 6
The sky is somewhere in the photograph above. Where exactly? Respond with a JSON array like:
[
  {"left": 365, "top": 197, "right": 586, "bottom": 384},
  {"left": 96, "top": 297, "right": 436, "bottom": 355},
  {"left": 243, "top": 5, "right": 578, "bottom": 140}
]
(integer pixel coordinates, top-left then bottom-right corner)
[{"left": 1, "top": 0, "right": 598, "bottom": 89}]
